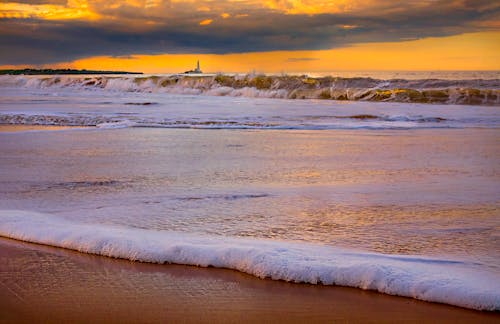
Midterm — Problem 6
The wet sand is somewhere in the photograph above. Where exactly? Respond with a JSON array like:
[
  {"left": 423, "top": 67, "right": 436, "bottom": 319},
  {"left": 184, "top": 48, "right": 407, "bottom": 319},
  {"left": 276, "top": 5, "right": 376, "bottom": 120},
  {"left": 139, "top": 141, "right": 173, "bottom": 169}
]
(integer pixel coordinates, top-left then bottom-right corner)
[
  {"left": 0, "top": 125, "right": 90, "bottom": 133},
  {"left": 1, "top": 238, "right": 498, "bottom": 323}
]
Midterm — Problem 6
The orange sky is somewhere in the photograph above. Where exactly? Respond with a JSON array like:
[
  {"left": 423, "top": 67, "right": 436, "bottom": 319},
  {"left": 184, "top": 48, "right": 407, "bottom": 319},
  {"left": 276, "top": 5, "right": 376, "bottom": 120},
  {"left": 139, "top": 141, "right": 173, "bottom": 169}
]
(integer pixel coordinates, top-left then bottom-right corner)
[
  {"left": 1, "top": 1, "right": 499, "bottom": 72},
  {"left": 60, "top": 32, "right": 500, "bottom": 73}
]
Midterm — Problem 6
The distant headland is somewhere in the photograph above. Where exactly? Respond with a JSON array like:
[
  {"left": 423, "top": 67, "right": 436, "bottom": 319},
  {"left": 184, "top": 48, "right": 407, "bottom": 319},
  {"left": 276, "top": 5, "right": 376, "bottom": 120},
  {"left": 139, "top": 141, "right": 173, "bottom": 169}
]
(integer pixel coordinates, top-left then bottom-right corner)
[{"left": 0, "top": 69, "right": 143, "bottom": 75}]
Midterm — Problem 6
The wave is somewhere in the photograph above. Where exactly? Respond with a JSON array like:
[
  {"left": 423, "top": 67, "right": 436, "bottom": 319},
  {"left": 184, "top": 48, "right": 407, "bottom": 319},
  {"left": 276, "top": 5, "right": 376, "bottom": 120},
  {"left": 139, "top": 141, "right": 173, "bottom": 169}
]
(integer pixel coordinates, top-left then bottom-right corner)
[
  {"left": 0, "top": 113, "right": 463, "bottom": 130},
  {"left": 0, "top": 210, "right": 498, "bottom": 311},
  {"left": 176, "top": 193, "right": 270, "bottom": 201},
  {"left": 1, "top": 74, "right": 498, "bottom": 105}
]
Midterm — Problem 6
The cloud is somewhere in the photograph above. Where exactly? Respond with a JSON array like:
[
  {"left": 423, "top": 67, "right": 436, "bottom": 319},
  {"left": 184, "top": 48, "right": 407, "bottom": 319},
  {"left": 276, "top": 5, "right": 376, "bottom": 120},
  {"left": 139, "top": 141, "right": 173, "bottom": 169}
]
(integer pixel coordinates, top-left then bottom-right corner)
[
  {"left": 199, "top": 19, "right": 213, "bottom": 25},
  {"left": 3, "top": 0, "right": 67, "bottom": 4},
  {"left": 0, "top": 0, "right": 499, "bottom": 64},
  {"left": 197, "top": 6, "right": 211, "bottom": 12},
  {"left": 111, "top": 54, "right": 136, "bottom": 59},
  {"left": 338, "top": 25, "right": 358, "bottom": 30}
]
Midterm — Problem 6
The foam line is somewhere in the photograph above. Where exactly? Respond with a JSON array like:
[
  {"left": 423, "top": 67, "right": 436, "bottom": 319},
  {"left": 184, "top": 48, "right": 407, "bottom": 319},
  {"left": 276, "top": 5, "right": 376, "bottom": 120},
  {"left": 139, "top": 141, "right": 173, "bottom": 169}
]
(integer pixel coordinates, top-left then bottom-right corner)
[{"left": 0, "top": 210, "right": 498, "bottom": 311}]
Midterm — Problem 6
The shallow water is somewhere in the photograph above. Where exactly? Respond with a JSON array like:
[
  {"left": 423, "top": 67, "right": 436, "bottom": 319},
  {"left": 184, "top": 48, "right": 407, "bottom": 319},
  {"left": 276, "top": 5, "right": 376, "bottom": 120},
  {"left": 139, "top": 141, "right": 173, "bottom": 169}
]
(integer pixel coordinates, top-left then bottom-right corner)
[
  {"left": 0, "top": 87, "right": 499, "bottom": 130},
  {"left": 0, "top": 87, "right": 499, "bottom": 310},
  {"left": 1, "top": 127, "right": 498, "bottom": 266}
]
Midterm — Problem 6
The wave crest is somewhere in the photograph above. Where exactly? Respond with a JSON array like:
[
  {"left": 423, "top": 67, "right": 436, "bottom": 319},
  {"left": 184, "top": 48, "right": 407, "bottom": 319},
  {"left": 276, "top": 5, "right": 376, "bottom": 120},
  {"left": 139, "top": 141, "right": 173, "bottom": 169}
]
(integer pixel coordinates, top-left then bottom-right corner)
[{"left": 1, "top": 74, "right": 498, "bottom": 105}]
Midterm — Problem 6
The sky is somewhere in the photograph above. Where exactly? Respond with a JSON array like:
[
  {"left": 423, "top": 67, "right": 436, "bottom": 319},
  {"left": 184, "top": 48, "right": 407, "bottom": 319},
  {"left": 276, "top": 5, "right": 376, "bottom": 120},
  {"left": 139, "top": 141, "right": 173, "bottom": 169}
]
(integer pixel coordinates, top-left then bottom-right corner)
[{"left": 0, "top": 0, "right": 499, "bottom": 73}]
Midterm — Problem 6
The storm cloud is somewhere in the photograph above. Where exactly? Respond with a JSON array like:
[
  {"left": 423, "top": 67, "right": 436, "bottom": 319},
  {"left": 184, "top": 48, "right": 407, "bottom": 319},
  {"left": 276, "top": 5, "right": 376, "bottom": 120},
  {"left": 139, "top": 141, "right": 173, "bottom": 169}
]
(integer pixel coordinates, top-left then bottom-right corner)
[{"left": 0, "top": 0, "right": 499, "bottom": 64}]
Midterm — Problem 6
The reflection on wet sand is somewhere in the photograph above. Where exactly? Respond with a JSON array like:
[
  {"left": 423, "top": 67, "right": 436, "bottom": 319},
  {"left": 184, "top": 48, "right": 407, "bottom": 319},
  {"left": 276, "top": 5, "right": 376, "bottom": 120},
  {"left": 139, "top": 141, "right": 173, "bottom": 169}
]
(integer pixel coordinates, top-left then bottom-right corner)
[{"left": 1, "top": 237, "right": 498, "bottom": 323}]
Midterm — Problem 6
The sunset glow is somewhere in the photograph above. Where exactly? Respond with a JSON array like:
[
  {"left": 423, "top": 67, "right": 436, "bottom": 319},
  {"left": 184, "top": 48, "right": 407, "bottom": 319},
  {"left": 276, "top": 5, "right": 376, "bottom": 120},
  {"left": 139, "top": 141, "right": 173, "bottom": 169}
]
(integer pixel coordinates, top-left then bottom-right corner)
[
  {"left": 1, "top": 2, "right": 500, "bottom": 322},
  {"left": 44, "top": 32, "right": 498, "bottom": 73},
  {"left": 0, "top": 0, "right": 499, "bottom": 71}
]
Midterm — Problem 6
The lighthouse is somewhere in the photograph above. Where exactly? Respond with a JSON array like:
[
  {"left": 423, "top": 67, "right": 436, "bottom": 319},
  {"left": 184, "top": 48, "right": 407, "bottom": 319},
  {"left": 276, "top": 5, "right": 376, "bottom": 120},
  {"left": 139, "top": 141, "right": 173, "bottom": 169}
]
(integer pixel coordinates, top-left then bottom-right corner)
[{"left": 183, "top": 60, "right": 203, "bottom": 74}]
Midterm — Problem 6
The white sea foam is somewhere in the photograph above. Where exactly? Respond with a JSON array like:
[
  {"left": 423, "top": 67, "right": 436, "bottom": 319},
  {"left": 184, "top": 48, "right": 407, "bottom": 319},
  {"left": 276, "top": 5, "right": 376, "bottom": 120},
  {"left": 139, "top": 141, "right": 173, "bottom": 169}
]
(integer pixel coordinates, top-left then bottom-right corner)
[
  {"left": 1, "top": 84, "right": 499, "bottom": 130},
  {"left": 0, "top": 210, "right": 498, "bottom": 311},
  {"left": 96, "top": 120, "right": 137, "bottom": 129},
  {"left": 0, "top": 75, "right": 498, "bottom": 105}
]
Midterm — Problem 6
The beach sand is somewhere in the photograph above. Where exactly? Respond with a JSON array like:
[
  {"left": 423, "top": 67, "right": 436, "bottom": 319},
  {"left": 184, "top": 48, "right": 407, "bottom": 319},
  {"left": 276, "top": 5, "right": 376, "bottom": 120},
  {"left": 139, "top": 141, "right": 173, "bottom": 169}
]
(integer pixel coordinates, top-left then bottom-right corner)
[
  {"left": 0, "top": 125, "right": 89, "bottom": 133},
  {"left": 1, "top": 238, "right": 498, "bottom": 323}
]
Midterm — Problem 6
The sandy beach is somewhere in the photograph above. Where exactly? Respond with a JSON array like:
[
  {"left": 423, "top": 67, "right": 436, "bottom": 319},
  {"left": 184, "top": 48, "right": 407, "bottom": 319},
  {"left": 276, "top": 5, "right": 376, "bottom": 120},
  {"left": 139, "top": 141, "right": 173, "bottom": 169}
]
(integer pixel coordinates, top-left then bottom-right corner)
[
  {"left": 0, "top": 125, "right": 89, "bottom": 133},
  {"left": 1, "top": 237, "right": 498, "bottom": 323},
  {"left": 1, "top": 0, "right": 499, "bottom": 321},
  {"left": 1, "top": 90, "right": 499, "bottom": 321}
]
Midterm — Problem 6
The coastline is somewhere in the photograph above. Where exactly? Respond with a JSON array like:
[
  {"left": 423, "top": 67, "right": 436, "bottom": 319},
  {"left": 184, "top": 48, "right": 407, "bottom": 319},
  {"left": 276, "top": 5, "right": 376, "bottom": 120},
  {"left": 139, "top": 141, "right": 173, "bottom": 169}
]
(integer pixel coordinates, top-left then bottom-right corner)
[
  {"left": 0, "top": 125, "right": 90, "bottom": 133},
  {"left": 0, "top": 68, "right": 142, "bottom": 75},
  {"left": 1, "top": 237, "right": 498, "bottom": 323}
]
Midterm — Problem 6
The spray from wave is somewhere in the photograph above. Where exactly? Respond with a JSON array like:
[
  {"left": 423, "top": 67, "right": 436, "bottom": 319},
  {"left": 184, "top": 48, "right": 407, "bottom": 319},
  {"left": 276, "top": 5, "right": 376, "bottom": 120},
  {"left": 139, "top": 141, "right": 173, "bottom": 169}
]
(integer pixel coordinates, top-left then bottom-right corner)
[{"left": 1, "top": 74, "right": 498, "bottom": 105}]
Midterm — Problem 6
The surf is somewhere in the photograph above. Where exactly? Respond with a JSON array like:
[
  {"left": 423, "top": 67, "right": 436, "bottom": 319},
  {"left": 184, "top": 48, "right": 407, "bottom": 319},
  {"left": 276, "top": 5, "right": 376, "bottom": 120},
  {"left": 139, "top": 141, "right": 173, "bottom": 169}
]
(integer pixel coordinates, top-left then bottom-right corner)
[
  {"left": 0, "top": 210, "right": 498, "bottom": 311},
  {"left": 1, "top": 74, "right": 498, "bottom": 105}
]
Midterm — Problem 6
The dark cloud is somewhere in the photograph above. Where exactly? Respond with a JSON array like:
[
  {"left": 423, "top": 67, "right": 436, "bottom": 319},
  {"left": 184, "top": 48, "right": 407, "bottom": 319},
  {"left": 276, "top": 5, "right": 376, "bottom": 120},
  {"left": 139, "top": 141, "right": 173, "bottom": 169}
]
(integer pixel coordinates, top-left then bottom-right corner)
[
  {"left": 111, "top": 55, "right": 136, "bottom": 59},
  {"left": 0, "top": 0, "right": 498, "bottom": 64}
]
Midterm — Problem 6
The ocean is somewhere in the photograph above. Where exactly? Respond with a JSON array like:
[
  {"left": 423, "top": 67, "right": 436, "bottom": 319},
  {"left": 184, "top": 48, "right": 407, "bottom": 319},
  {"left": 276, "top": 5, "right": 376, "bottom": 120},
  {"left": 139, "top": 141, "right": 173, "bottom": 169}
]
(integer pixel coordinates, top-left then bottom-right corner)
[{"left": 0, "top": 72, "right": 499, "bottom": 311}]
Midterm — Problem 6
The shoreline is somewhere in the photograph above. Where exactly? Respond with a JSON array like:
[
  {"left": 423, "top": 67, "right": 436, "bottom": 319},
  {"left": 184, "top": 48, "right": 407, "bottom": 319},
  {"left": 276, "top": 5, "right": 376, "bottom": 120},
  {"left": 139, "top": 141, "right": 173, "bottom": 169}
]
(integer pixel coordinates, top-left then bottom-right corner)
[
  {"left": 0, "top": 68, "right": 142, "bottom": 75},
  {"left": 0, "top": 124, "right": 91, "bottom": 133},
  {"left": 1, "top": 237, "right": 498, "bottom": 323}
]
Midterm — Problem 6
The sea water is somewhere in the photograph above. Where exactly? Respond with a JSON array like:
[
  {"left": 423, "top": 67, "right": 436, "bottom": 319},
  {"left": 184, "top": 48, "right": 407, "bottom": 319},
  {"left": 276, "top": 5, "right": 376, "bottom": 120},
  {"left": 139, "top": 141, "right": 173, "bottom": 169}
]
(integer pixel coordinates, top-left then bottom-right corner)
[{"left": 0, "top": 76, "right": 499, "bottom": 311}]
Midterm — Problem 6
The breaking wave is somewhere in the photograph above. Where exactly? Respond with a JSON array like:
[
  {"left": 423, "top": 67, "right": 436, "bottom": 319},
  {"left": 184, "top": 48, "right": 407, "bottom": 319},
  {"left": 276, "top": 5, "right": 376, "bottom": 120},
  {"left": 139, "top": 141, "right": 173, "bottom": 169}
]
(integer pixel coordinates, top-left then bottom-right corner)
[
  {"left": 0, "top": 113, "right": 459, "bottom": 130},
  {"left": 0, "top": 210, "right": 499, "bottom": 311},
  {"left": 1, "top": 74, "right": 498, "bottom": 105}
]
